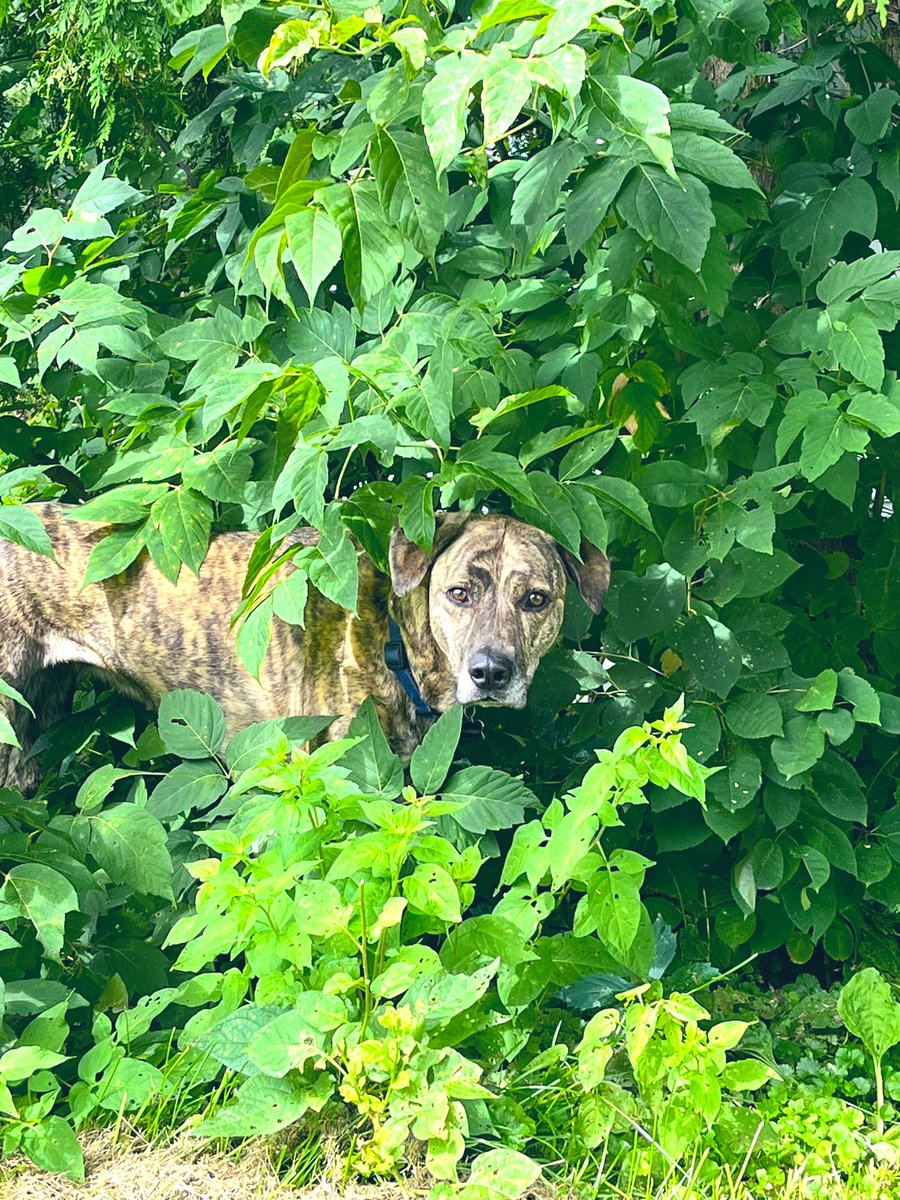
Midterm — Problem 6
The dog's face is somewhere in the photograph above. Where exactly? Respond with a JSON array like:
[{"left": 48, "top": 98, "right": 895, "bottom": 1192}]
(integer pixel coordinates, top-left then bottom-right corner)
[{"left": 390, "top": 514, "right": 610, "bottom": 709}]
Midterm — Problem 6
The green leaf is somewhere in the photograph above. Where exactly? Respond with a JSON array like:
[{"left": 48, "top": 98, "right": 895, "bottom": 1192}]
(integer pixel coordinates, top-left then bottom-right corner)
[
  {"left": 308, "top": 505, "right": 358, "bottom": 612},
  {"left": 245, "top": 994, "right": 347, "bottom": 1076},
  {"left": 799, "top": 408, "right": 864, "bottom": 483},
  {"left": 463, "top": 1149, "right": 542, "bottom": 1200},
  {"left": 616, "top": 167, "right": 714, "bottom": 272},
  {"left": 511, "top": 141, "right": 585, "bottom": 236},
  {"left": 846, "top": 392, "right": 900, "bottom": 439},
  {"left": 676, "top": 615, "right": 742, "bottom": 698},
  {"left": 82, "top": 525, "right": 147, "bottom": 586},
  {"left": 477, "top": 0, "right": 551, "bottom": 34},
  {"left": 575, "top": 476, "right": 655, "bottom": 533},
  {"left": 158, "top": 689, "right": 227, "bottom": 759},
  {"left": 725, "top": 693, "right": 784, "bottom": 739},
  {"left": 21, "top": 1116, "right": 84, "bottom": 1181},
  {"left": 671, "top": 130, "right": 762, "bottom": 193},
  {"left": 422, "top": 51, "right": 485, "bottom": 175},
  {"left": 273, "top": 570, "right": 309, "bottom": 626},
  {"left": 149, "top": 487, "right": 212, "bottom": 576},
  {"left": 317, "top": 181, "right": 403, "bottom": 309},
  {"left": 403, "top": 863, "right": 462, "bottom": 923},
  {"left": 235, "top": 595, "right": 273, "bottom": 681},
  {"left": 837, "top": 670, "right": 881, "bottom": 724},
  {"left": 470, "top": 385, "right": 571, "bottom": 432},
  {"left": 285, "top": 206, "right": 342, "bottom": 306},
  {"left": 816, "top": 251, "right": 900, "bottom": 305},
  {"left": 771, "top": 716, "right": 826, "bottom": 780},
  {"left": 818, "top": 709, "right": 855, "bottom": 746},
  {"left": 147, "top": 759, "right": 228, "bottom": 821},
  {"left": 3, "top": 865, "right": 78, "bottom": 961},
  {"left": 589, "top": 75, "right": 674, "bottom": 175},
  {"left": 76, "top": 804, "right": 175, "bottom": 898},
  {"left": 182, "top": 442, "right": 254, "bottom": 504},
  {"left": 845, "top": 88, "right": 897, "bottom": 144},
  {"left": 481, "top": 51, "right": 533, "bottom": 146},
  {"left": 838, "top": 968, "right": 900, "bottom": 1062},
  {"left": 776, "top": 176, "right": 877, "bottom": 283},
  {"left": 273, "top": 442, "right": 328, "bottom": 526},
  {"left": 0, "top": 357, "right": 21, "bottom": 387},
  {"left": 197, "top": 1074, "right": 328, "bottom": 1137},
  {"left": 588, "top": 869, "right": 642, "bottom": 960},
  {"left": 565, "top": 159, "right": 633, "bottom": 253},
  {"left": 440, "top": 766, "right": 535, "bottom": 834},
  {"left": 294, "top": 881, "right": 353, "bottom": 937},
  {"left": 371, "top": 128, "right": 446, "bottom": 259},
  {"left": 69, "top": 484, "right": 168, "bottom": 524},
  {"left": 0, "top": 505, "right": 56, "bottom": 559},
  {"left": 410, "top": 705, "right": 464, "bottom": 795},
  {"left": 720, "top": 1060, "right": 775, "bottom": 1091},
  {"left": 795, "top": 669, "right": 838, "bottom": 712},
  {"left": 75, "top": 764, "right": 143, "bottom": 813},
  {"left": 609, "top": 565, "right": 686, "bottom": 643},
  {"left": 342, "top": 697, "right": 404, "bottom": 799},
  {"left": 829, "top": 312, "right": 884, "bottom": 391}
]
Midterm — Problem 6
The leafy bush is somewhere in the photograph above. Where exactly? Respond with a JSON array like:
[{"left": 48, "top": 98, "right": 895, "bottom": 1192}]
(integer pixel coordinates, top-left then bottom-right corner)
[{"left": 1, "top": 0, "right": 898, "bottom": 975}]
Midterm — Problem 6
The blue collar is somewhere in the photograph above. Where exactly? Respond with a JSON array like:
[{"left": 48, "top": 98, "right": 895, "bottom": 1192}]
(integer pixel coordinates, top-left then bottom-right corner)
[{"left": 384, "top": 617, "right": 440, "bottom": 720}]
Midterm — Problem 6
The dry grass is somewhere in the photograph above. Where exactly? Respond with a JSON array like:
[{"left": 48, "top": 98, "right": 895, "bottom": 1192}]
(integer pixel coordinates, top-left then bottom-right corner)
[
  {"left": 0, "top": 1130, "right": 412, "bottom": 1200},
  {"left": 3, "top": 1129, "right": 899, "bottom": 1200}
]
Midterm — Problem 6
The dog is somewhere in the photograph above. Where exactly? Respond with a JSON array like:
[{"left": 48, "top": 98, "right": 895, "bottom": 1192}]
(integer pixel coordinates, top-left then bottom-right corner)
[{"left": 0, "top": 504, "right": 610, "bottom": 791}]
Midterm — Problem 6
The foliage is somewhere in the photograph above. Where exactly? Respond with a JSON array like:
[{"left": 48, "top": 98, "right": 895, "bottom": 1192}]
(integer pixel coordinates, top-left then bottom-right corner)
[
  {"left": 1, "top": 0, "right": 898, "bottom": 980},
  {"left": 0, "top": 693, "right": 711, "bottom": 1184}
]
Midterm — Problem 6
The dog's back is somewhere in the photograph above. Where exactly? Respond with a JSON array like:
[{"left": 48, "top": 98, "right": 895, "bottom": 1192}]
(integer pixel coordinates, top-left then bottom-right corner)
[{"left": 0, "top": 505, "right": 341, "bottom": 789}]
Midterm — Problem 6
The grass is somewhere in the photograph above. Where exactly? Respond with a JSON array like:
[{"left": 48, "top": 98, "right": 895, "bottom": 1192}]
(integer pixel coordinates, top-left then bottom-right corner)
[{"left": 3, "top": 1029, "right": 900, "bottom": 1200}]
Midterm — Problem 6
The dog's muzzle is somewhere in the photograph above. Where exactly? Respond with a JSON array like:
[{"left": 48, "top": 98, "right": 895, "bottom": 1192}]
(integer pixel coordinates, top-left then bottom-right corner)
[{"left": 456, "top": 649, "right": 527, "bottom": 707}]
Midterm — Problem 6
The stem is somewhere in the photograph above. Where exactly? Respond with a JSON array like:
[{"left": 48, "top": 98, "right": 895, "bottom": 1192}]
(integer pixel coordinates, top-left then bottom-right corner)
[
  {"left": 875, "top": 1055, "right": 885, "bottom": 1136},
  {"left": 333, "top": 443, "right": 357, "bottom": 499}
]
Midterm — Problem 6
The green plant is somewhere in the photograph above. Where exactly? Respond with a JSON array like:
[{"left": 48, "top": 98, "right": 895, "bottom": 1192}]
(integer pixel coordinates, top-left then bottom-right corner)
[
  {"left": 837, "top": 967, "right": 900, "bottom": 1135},
  {"left": 576, "top": 985, "right": 774, "bottom": 1171},
  {"left": 156, "top": 697, "right": 713, "bottom": 1184}
]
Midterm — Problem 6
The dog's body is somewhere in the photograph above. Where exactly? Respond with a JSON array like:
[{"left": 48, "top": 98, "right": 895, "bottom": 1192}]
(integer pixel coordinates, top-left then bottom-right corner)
[{"left": 0, "top": 504, "right": 609, "bottom": 791}]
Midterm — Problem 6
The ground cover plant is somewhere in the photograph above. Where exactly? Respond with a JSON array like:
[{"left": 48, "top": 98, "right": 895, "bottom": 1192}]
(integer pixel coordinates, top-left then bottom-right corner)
[{"left": 0, "top": 0, "right": 898, "bottom": 1192}]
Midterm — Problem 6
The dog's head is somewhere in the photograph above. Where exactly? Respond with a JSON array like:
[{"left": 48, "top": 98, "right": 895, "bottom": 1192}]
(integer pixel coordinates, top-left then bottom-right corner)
[{"left": 389, "top": 513, "right": 610, "bottom": 709}]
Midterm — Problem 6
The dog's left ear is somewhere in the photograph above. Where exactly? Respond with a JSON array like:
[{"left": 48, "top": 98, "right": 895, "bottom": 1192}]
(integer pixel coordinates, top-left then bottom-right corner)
[
  {"left": 389, "top": 512, "right": 471, "bottom": 596},
  {"left": 559, "top": 540, "right": 611, "bottom": 614}
]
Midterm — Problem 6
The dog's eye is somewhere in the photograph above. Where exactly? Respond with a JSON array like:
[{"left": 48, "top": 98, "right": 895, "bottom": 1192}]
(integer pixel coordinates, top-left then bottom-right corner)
[
  {"left": 447, "top": 586, "right": 470, "bottom": 605},
  {"left": 523, "top": 590, "right": 549, "bottom": 611}
]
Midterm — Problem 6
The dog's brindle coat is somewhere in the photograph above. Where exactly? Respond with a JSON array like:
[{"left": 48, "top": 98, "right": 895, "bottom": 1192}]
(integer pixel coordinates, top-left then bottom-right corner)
[{"left": 0, "top": 505, "right": 610, "bottom": 791}]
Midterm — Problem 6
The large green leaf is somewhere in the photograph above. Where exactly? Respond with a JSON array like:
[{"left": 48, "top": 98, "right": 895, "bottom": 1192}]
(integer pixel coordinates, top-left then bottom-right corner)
[
  {"left": 422, "top": 51, "right": 485, "bottom": 175},
  {"left": 776, "top": 175, "right": 877, "bottom": 283},
  {"left": 588, "top": 75, "right": 674, "bottom": 175},
  {"left": 75, "top": 804, "right": 175, "bottom": 899},
  {"left": 371, "top": 128, "right": 446, "bottom": 259},
  {"left": 158, "top": 689, "right": 227, "bottom": 759},
  {"left": 285, "top": 206, "right": 342, "bottom": 306},
  {"left": 616, "top": 166, "right": 714, "bottom": 272},
  {"left": 676, "top": 616, "right": 743, "bottom": 698},
  {"left": 481, "top": 51, "right": 534, "bottom": 146},
  {"left": 410, "top": 705, "right": 464, "bottom": 795},
  {"left": 3, "top": 865, "right": 78, "bottom": 961},
  {"left": 342, "top": 697, "right": 404, "bottom": 799}
]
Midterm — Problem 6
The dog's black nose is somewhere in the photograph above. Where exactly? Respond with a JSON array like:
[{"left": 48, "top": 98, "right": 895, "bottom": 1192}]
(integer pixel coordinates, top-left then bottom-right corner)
[{"left": 469, "top": 651, "right": 513, "bottom": 691}]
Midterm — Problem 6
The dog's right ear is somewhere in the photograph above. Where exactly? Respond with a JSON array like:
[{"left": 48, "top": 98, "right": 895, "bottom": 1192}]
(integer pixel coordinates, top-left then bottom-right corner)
[{"left": 389, "top": 512, "right": 471, "bottom": 596}]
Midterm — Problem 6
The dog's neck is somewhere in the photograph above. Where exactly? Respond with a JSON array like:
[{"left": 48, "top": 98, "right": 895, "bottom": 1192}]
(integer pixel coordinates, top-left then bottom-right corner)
[{"left": 388, "top": 588, "right": 457, "bottom": 714}]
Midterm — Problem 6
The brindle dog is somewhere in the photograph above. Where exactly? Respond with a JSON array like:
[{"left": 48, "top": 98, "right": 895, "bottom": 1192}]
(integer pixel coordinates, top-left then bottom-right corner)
[{"left": 0, "top": 504, "right": 610, "bottom": 791}]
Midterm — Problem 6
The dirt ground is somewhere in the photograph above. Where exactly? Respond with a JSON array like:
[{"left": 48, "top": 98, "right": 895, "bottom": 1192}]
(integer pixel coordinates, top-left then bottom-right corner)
[{"left": 1, "top": 1131, "right": 411, "bottom": 1200}]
